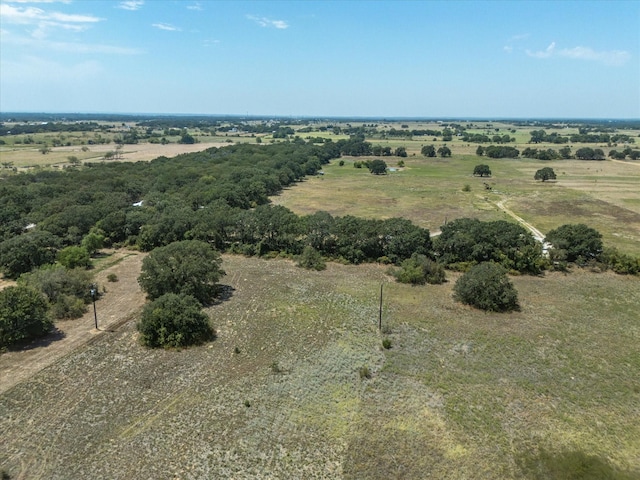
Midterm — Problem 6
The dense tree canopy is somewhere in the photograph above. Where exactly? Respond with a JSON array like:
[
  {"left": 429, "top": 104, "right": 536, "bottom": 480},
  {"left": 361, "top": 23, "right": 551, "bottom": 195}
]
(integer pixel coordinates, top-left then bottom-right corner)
[
  {"left": 393, "top": 253, "right": 445, "bottom": 285},
  {"left": 484, "top": 146, "right": 520, "bottom": 158},
  {"left": 138, "top": 240, "right": 225, "bottom": 305},
  {"left": 0, "top": 231, "right": 60, "bottom": 279},
  {"left": 437, "top": 146, "right": 452, "bottom": 157},
  {"left": 0, "top": 285, "right": 53, "bottom": 348},
  {"left": 434, "top": 218, "right": 543, "bottom": 274},
  {"left": 545, "top": 224, "right": 603, "bottom": 263},
  {"left": 575, "top": 147, "right": 606, "bottom": 160}
]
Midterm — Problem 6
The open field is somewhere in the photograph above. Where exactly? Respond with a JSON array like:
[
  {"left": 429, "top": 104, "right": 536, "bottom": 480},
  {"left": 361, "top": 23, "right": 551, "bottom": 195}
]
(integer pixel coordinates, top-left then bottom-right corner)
[
  {"left": 273, "top": 155, "right": 640, "bottom": 256},
  {"left": 0, "top": 141, "right": 232, "bottom": 169},
  {"left": 1, "top": 255, "right": 639, "bottom": 479},
  {"left": 1, "top": 119, "right": 639, "bottom": 478}
]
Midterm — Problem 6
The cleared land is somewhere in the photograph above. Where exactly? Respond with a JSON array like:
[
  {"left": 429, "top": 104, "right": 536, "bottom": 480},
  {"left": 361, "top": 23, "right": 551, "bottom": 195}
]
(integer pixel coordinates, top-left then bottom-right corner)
[
  {"left": 1, "top": 255, "right": 638, "bottom": 479},
  {"left": 273, "top": 155, "right": 640, "bottom": 255},
  {"left": 0, "top": 250, "right": 146, "bottom": 395},
  {"left": 0, "top": 141, "right": 227, "bottom": 169}
]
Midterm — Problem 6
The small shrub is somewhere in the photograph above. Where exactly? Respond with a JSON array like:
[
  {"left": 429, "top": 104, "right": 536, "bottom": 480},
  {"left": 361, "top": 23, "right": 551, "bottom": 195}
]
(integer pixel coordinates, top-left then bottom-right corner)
[
  {"left": 382, "top": 338, "right": 392, "bottom": 350},
  {"left": 50, "top": 294, "right": 86, "bottom": 320},
  {"left": 394, "top": 253, "right": 446, "bottom": 285},
  {"left": 297, "top": 246, "right": 326, "bottom": 271},
  {"left": 339, "top": 160, "right": 345, "bottom": 166},
  {"left": 107, "top": 273, "right": 119, "bottom": 282},
  {"left": 234, "top": 346, "right": 241, "bottom": 354},
  {"left": 270, "top": 361, "right": 283, "bottom": 374},
  {"left": 244, "top": 400, "right": 251, "bottom": 408},
  {"left": 359, "top": 366, "right": 371, "bottom": 379},
  {"left": 462, "top": 184, "right": 471, "bottom": 192}
]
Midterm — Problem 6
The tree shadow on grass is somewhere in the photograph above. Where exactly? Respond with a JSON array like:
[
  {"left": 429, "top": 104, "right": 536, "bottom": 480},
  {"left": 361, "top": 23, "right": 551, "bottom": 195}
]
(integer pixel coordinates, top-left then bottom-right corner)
[
  {"left": 516, "top": 449, "right": 639, "bottom": 480},
  {"left": 210, "top": 284, "right": 235, "bottom": 306},
  {"left": 6, "top": 327, "right": 66, "bottom": 353}
]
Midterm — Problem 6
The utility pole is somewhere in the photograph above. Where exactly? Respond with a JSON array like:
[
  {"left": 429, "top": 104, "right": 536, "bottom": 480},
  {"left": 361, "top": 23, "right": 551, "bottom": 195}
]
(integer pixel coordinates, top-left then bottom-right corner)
[
  {"left": 90, "top": 284, "right": 98, "bottom": 329},
  {"left": 378, "top": 283, "right": 383, "bottom": 331}
]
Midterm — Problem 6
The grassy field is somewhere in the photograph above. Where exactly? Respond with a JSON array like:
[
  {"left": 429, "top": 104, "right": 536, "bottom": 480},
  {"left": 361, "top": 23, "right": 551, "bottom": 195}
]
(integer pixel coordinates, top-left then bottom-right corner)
[
  {"left": 1, "top": 255, "right": 638, "bottom": 479},
  {"left": 1, "top": 120, "right": 639, "bottom": 478},
  {"left": 274, "top": 154, "right": 640, "bottom": 255}
]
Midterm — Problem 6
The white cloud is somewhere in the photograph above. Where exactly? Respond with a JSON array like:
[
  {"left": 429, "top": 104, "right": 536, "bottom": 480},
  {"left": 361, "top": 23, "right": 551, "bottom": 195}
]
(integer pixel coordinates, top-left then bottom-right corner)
[
  {"left": 0, "top": 3, "right": 102, "bottom": 34},
  {"left": 117, "top": 1, "right": 144, "bottom": 11},
  {"left": 152, "top": 23, "right": 180, "bottom": 31},
  {"left": 558, "top": 46, "right": 630, "bottom": 66},
  {"left": 187, "top": 2, "right": 203, "bottom": 11},
  {"left": 526, "top": 42, "right": 556, "bottom": 59},
  {"left": 247, "top": 15, "right": 288, "bottom": 29},
  {"left": 526, "top": 41, "right": 630, "bottom": 66}
]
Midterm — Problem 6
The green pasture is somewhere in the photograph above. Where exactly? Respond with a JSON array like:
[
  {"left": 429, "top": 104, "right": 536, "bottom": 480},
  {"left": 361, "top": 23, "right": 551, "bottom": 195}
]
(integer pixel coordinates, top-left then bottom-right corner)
[{"left": 275, "top": 153, "right": 640, "bottom": 255}]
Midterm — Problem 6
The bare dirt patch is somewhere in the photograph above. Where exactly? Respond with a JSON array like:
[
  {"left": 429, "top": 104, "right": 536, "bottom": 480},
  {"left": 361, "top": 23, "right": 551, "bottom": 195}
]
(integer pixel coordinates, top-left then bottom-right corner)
[
  {"left": 78, "top": 142, "right": 227, "bottom": 163},
  {"left": 0, "top": 250, "right": 147, "bottom": 395}
]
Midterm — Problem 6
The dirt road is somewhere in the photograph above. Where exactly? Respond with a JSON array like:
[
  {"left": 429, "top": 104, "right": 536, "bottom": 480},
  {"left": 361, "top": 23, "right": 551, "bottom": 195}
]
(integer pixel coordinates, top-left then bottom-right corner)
[{"left": 0, "top": 251, "right": 147, "bottom": 394}]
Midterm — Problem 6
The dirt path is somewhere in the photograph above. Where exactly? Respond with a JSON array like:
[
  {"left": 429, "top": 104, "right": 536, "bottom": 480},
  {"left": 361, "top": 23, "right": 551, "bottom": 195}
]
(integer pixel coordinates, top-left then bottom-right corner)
[
  {"left": 0, "top": 250, "right": 147, "bottom": 394},
  {"left": 496, "top": 199, "right": 545, "bottom": 242},
  {"left": 495, "top": 199, "right": 552, "bottom": 255},
  {"left": 610, "top": 159, "right": 640, "bottom": 167}
]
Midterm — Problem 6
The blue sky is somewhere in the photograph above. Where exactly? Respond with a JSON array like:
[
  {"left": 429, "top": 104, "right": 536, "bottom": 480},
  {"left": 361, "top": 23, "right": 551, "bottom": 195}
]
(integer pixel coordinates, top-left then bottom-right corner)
[{"left": 1, "top": 0, "right": 639, "bottom": 118}]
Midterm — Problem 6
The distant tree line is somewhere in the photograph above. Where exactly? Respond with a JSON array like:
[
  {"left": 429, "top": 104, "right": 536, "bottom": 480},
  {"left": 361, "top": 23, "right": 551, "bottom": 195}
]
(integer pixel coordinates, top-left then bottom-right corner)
[
  {"left": 0, "top": 122, "right": 101, "bottom": 136},
  {"left": 529, "top": 129, "right": 636, "bottom": 145}
]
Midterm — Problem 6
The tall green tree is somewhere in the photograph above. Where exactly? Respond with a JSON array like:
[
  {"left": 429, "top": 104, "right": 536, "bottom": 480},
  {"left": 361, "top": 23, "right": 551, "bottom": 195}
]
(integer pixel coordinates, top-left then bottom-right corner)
[
  {"left": 0, "top": 286, "right": 52, "bottom": 348},
  {"left": 421, "top": 145, "right": 436, "bottom": 157},
  {"left": 57, "top": 246, "right": 91, "bottom": 269},
  {"left": 368, "top": 159, "right": 388, "bottom": 175},
  {"left": 545, "top": 224, "right": 603, "bottom": 263},
  {"left": 534, "top": 167, "right": 557, "bottom": 182},
  {"left": 0, "top": 231, "right": 60, "bottom": 279},
  {"left": 437, "top": 146, "right": 452, "bottom": 157},
  {"left": 473, "top": 164, "right": 491, "bottom": 177},
  {"left": 138, "top": 240, "right": 225, "bottom": 305}
]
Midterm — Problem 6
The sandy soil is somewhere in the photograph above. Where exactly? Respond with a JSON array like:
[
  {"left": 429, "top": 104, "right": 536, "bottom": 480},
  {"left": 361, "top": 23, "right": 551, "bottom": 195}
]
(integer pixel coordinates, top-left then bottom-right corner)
[{"left": 0, "top": 250, "right": 147, "bottom": 395}]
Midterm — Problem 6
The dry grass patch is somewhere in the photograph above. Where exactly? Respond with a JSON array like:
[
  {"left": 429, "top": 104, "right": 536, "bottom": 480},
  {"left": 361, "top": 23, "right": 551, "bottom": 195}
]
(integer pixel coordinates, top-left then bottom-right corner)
[{"left": 1, "top": 256, "right": 638, "bottom": 479}]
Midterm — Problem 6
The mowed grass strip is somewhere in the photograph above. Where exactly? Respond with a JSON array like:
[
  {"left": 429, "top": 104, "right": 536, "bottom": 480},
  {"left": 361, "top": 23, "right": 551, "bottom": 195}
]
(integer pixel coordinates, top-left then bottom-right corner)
[{"left": 1, "top": 256, "right": 638, "bottom": 478}]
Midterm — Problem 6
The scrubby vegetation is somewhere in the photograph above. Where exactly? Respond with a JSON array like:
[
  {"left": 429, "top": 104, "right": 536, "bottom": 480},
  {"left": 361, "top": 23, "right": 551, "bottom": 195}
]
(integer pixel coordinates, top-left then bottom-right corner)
[
  {"left": 453, "top": 262, "right": 520, "bottom": 312},
  {"left": 136, "top": 293, "right": 215, "bottom": 348}
]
